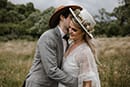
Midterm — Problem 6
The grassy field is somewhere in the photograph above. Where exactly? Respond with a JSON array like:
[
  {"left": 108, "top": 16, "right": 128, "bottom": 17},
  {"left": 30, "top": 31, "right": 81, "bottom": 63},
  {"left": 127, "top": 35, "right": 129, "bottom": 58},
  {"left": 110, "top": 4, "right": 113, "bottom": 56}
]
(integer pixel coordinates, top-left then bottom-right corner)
[{"left": 0, "top": 37, "right": 130, "bottom": 87}]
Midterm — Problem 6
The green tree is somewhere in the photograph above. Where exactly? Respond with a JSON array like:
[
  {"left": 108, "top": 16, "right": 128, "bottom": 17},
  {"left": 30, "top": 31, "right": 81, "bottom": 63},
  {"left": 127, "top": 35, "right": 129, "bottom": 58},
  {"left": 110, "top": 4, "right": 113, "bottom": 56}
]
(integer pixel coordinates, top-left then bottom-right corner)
[
  {"left": 6, "top": 1, "right": 15, "bottom": 11},
  {"left": 94, "top": 0, "right": 130, "bottom": 37},
  {"left": 94, "top": 8, "right": 113, "bottom": 37},
  {"left": 0, "top": 1, "right": 40, "bottom": 40},
  {"left": 112, "top": 0, "right": 130, "bottom": 36},
  {"left": 28, "top": 7, "right": 55, "bottom": 38},
  {"left": 106, "top": 21, "right": 120, "bottom": 37},
  {"left": 25, "top": 2, "right": 35, "bottom": 17},
  {"left": 0, "top": 9, "right": 7, "bottom": 22},
  {"left": 15, "top": 4, "right": 26, "bottom": 14},
  {"left": 26, "top": 2, "right": 35, "bottom": 11},
  {"left": 0, "top": 0, "right": 7, "bottom": 8},
  {"left": 21, "top": 10, "right": 41, "bottom": 29},
  {"left": 5, "top": 10, "right": 25, "bottom": 23}
]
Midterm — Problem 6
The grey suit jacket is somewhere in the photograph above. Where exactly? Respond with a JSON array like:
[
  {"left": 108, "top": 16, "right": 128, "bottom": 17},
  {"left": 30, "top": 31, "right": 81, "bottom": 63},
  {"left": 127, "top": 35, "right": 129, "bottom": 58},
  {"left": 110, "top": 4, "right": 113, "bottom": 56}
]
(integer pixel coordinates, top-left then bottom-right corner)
[{"left": 25, "top": 27, "right": 78, "bottom": 87}]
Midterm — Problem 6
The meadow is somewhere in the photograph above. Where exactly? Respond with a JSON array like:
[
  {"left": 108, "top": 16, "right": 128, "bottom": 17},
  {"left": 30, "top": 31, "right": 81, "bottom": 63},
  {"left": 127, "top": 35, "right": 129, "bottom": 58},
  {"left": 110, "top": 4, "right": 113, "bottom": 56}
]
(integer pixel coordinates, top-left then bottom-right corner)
[{"left": 0, "top": 37, "right": 130, "bottom": 87}]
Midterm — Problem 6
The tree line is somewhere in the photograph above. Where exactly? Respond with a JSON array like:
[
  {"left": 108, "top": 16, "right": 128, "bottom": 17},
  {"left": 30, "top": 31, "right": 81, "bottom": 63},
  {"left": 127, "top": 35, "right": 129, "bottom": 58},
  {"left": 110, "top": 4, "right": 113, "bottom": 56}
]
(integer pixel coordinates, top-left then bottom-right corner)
[
  {"left": 0, "top": 0, "right": 129, "bottom": 41},
  {"left": 94, "top": 0, "right": 130, "bottom": 37}
]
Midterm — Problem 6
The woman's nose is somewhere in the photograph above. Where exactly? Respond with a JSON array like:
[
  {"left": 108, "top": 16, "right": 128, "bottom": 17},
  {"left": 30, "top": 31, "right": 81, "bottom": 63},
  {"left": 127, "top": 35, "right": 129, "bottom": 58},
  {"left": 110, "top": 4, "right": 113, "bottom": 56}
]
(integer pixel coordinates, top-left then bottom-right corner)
[{"left": 69, "top": 28, "right": 72, "bottom": 33}]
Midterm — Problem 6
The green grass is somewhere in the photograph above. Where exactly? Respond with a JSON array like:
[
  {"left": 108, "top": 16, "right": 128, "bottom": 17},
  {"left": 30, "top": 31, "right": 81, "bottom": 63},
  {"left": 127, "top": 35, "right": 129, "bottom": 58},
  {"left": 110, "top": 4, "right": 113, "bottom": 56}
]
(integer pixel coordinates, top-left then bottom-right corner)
[{"left": 0, "top": 37, "right": 130, "bottom": 87}]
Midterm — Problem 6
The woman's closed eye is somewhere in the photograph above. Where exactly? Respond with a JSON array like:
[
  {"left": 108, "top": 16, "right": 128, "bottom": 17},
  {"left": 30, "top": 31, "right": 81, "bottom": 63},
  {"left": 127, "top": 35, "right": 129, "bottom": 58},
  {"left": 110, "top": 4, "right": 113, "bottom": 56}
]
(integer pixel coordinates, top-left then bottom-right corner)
[{"left": 71, "top": 28, "right": 78, "bottom": 32}]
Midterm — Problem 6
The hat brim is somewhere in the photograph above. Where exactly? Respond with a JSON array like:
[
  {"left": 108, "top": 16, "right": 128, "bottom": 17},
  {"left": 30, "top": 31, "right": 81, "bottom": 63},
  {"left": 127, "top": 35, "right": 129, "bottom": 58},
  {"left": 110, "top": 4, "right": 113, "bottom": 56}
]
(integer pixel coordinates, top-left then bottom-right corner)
[
  {"left": 69, "top": 8, "right": 93, "bottom": 39},
  {"left": 49, "top": 5, "right": 82, "bottom": 28}
]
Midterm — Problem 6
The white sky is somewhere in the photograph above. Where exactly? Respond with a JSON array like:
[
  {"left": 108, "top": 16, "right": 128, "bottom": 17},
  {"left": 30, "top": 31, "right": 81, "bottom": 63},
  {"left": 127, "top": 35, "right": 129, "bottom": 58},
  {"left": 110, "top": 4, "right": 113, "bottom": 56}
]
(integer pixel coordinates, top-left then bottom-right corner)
[{"left": 9, "top": 0, "right": 120, "bottom": 15}]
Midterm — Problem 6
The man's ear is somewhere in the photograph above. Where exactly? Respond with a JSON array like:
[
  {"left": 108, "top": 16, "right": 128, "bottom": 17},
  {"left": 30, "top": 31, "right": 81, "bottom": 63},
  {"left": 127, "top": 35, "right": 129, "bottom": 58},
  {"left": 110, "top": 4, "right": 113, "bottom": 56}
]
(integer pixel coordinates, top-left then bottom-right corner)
[{"left": 60, "top": 15, "right": 64, "bottom": 21}]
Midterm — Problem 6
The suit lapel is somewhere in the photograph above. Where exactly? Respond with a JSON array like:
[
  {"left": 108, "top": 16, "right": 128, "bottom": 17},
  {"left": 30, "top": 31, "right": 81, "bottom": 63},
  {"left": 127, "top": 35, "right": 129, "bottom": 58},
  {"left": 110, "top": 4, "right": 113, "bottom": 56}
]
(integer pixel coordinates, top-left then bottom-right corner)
[
  {"left": 54, "top": 27, "right": 64, "bottom": 54},
  {"left": 54, "top": 27, "right": 64, "bottom": 67}
]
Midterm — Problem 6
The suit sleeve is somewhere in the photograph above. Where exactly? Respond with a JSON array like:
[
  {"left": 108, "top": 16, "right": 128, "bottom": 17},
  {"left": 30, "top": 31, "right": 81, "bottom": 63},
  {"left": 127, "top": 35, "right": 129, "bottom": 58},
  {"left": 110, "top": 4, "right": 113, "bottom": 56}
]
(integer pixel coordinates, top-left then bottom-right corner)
[{"left": 38, "top": 34, "right": 78, "bottom": 87}]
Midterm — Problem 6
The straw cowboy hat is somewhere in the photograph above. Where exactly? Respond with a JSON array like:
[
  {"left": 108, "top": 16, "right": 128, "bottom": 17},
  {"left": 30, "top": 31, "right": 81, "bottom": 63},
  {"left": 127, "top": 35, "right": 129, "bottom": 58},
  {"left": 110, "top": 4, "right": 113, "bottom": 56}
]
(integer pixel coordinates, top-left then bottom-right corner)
[
  {"left": 49, "top": 5, "right": 82, "bottom": 28},
  {"left": 69, "top": 8, "right": 96, "bottom": 38}
]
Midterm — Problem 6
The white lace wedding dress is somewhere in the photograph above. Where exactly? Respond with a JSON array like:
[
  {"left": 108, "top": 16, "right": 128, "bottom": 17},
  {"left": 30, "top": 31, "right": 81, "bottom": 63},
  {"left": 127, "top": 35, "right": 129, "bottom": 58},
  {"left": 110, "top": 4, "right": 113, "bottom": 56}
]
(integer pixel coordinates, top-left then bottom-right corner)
[{"left": 58, "top": 43, "right": 101, "bottom": 87}]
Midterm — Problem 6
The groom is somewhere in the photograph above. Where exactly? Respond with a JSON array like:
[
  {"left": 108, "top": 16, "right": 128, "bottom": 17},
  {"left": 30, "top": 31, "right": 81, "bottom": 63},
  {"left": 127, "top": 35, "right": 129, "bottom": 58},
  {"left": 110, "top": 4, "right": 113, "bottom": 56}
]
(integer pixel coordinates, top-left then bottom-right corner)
[{"left": 23, "top": 5, "right": 82, "bottom": 87}]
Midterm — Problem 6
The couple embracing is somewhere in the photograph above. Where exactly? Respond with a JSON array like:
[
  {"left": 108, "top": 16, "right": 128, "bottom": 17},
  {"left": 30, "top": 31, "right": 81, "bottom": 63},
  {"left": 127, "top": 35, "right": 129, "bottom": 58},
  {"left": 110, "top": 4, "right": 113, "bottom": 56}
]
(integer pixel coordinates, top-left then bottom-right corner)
[{"left": 23, "top": 4, "right": 101, "bottom": 87}]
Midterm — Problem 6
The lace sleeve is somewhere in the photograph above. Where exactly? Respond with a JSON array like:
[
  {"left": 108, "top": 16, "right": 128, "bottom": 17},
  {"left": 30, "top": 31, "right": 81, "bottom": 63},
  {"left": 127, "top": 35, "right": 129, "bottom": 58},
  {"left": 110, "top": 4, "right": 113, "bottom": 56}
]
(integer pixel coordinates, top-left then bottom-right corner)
[{"left": 75, "top": 46, "right": 99, "bottom": 87}]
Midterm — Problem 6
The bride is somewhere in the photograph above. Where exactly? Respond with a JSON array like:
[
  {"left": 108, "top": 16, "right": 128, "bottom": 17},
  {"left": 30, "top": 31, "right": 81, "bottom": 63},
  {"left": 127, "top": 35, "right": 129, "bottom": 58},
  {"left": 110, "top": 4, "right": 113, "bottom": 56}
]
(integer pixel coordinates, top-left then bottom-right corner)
[{"left": 59, "top": 8, "right": 101, "bottom": 87}]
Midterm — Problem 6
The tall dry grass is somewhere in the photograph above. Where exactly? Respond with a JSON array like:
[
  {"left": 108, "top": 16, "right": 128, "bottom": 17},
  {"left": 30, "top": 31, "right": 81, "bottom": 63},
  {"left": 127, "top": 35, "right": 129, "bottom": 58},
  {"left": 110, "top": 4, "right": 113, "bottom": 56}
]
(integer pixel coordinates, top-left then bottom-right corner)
[
  {"left": 0, "top": 37, "right": 130, "bottom": 87},
  {"left": 97, "top": 37, "right": 130, "bottom": 87},
  {"left": 0, "top": 40, "right": 36, "bottom": 87}
]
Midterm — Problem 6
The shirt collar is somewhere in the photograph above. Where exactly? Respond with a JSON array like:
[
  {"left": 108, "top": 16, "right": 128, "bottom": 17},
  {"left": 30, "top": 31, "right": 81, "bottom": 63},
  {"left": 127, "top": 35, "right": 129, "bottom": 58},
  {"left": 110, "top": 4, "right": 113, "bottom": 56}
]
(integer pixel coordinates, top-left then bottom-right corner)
[{"left": 58, "top": 26, "right": 66, "bottom": 38}]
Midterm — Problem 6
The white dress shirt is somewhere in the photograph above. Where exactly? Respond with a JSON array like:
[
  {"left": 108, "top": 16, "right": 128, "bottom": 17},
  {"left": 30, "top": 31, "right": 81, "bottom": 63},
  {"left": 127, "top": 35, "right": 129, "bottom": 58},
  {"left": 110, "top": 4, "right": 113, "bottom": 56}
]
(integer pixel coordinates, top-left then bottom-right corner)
[{"left": 58, "top": 26, "right": 67, "bottom": 53}]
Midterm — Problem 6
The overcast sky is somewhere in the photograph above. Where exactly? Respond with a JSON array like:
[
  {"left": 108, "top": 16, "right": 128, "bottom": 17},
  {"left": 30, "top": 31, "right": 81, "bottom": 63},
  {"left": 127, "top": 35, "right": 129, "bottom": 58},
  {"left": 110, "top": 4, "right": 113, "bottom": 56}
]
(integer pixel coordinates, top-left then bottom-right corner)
[{"left": 10, "top": 0, "right": 120, "bottom": 15}]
